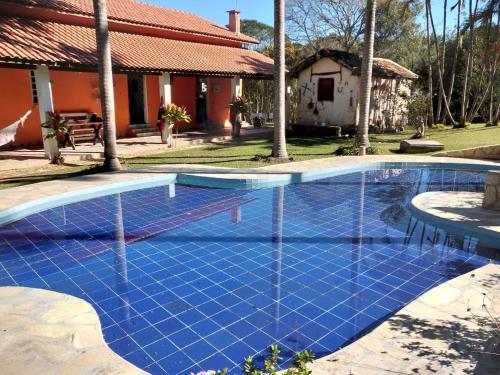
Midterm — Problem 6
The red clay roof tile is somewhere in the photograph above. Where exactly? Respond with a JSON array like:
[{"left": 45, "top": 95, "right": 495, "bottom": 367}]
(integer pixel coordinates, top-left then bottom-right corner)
[
  {"left": 291, "top": 49, "right": 418, "bottom": 80},
  {"left": 2, "top": 0, "right": 258, "bottom": 44},
  {"left": 0, "top": 16, "right": 273, "bottom": 76}
]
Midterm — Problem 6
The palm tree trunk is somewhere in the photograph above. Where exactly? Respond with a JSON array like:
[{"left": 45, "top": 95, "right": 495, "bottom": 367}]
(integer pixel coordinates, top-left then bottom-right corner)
[
  {"left": 435, "top": 0, "right": 447, "bottom": 122},
  {"left": 428, "top": 0, "right": 456, "bottom": 125},
  {"left": 445, "top": 0, "right": 461, "bottom": 123},
  {"left": 93, "top": 0, "right": 121, "bottom": 171},
  {"left": 357, "top": 0, "right": 377, "bottom": 155},
  {"left": 425, "top": 0, "right": 434, "bottom": 130},
  {"left": 460, "top": 0, "right": 478, "bottom": 127},
  {"left": 272, "top": 0, "right": 288, "bottom": 159}
]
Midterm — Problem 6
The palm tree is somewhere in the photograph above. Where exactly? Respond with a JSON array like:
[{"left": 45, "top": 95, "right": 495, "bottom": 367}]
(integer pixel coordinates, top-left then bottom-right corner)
[
  {"left": 356, "top": 0, "right": 377, "bottom": 155},
  {"left": 93, "top": 0, "right": 121, "bottom": 171},
  {"left": 272, "top": 0, "right": 288, "bottom": 159}
]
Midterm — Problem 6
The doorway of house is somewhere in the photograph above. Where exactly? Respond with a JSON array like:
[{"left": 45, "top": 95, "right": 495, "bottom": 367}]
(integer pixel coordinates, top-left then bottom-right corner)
[
  {"left": 128, "top": 73, "right": 145, "bottom": 124},
  {"left": 196, "top": 77, "right": 207, "bottom": 123}
]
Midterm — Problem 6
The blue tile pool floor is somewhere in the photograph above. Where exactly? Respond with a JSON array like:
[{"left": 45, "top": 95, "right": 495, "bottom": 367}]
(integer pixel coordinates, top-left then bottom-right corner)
[{"left": 0, "top": 168, "right": 497, "bottom": 374}]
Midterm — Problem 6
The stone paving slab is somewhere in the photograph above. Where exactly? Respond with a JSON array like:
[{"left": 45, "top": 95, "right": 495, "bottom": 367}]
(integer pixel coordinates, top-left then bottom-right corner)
[
  {"left": 435, "top": 144, "right": 500, "bottom": 160},
  {"left": 0, "top": 287, "right": 146, "bottom": 374},
  {"left": 304, "top": 263, "right": 499, "bottom": 375},
  {"left": 0, "top": 127, "right": 272, "bottom": 171},
  {"left": 400, "top": 139, "right": 445, "bottom": 153}
]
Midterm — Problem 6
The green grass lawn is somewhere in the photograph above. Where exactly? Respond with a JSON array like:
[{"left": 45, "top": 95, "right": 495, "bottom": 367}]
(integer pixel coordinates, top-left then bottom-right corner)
[
  {"left": 0, "top": 123, "right": 498, "bottom": 190},
  {"left": 124, "top": 123, "right": 499, "bottom": 169}
]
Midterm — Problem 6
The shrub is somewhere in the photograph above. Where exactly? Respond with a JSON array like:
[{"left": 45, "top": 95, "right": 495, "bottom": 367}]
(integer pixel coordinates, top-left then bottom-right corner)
[
  {"left": 244, "top": 345, "right": 315, "bottom": 375},
  {"left": 335, "top": 144, "right": 379, "bottom": 156},
  {"left": 431, "top": 123, "right": 447, "bottom": 129},
  {"left": 161, "top": 103, "right": 191, "bottom": 124},
  {"left": 485, "top": 121, "right": 498, "bottom": 127},
  {"left": 407, "top": 94, "right": 430, "bottom": 133},
  {"left": 471, "top": 115, "right": 486, "bottom": 123},
  {"left": 453, "top": 121, "right": 472, "bottom": 129},
  {"left": 230, "top": 96, "right": 252, "bottom": 114}
]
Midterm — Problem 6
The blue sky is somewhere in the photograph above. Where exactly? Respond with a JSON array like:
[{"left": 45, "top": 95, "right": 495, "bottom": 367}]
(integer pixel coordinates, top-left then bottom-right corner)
[
  {"left": 145, "top": 0, "right": 274, "bottom": 26},
  {"left": 144, "top": 1, "right": 451, "bottom": 33}
]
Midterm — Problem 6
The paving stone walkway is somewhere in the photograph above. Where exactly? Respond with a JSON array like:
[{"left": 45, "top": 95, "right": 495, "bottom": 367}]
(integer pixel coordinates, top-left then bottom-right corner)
[
  {"left": 0, "top": 287, "right": 145, "bottom": 374},
  {"left": 305, "top": 263, "right": 499, "bottom": 375},
  {"left": 0, "top": 127, "right": 272, "bottom": 172}
]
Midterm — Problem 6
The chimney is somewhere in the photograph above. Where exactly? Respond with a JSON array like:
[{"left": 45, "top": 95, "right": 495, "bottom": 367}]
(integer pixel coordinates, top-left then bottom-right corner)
[{"left": 228, "top": 10, "right": 241, "bottom": 35}]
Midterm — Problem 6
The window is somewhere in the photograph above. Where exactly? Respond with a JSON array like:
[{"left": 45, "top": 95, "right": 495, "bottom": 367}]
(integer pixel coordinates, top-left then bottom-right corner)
[
  {"left": 317, "top": 78, "right": 334, "bottom": 102},
  {"left": 30, "top": 70, "right": 38, "bottom": 104}
]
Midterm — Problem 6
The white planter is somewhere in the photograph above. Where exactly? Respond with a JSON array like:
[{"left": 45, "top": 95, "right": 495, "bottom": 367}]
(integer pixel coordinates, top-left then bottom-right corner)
[{"left": 160, "top": 122, "right": 175, "bottom": 147}]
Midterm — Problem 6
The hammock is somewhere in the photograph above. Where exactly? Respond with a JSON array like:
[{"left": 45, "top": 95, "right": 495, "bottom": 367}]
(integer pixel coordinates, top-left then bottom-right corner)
[{"left": 0, "top": 109, "right": 32, "bottom": 146}]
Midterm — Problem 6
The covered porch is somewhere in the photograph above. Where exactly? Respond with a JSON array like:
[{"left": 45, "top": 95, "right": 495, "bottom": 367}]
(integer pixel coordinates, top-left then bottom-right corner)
[
  {"left": 0, "top": 14, "right": 274, "bottom": 154},
  {"left": 0, "top": 126, "right": 272, "bottom": 171}
]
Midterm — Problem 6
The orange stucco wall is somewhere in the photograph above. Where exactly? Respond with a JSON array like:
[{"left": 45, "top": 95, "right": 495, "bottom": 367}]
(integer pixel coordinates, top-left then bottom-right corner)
[
  {"left": 0, "top": 68, "right": 130, "bottom": 146},
  {"left": 208, "top": 77, "right": 232, "bottom": 128},
  {"left": 172, "top": 76, "right": 198, "bottom": 131},
  {"left": 0, "top": 67, "right": 234, "bottom": 146},
  {"left": 0, "top": 68, "right": 42, "bottom": 145},
  {"left": 145, "top": 75, "right": 160, "bottom": 128},
  {"left": 51, "top": 71, "right": 130, "bottom": 137}
]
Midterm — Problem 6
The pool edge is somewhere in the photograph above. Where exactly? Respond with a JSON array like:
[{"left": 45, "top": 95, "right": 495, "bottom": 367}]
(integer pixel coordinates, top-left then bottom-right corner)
[{"left": 1, "top": 159, "right": 499, "bottom": 226}]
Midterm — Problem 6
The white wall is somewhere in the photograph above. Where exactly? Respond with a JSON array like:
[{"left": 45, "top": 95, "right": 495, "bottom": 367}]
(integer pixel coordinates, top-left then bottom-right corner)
[
  {"left": 297, "top": 58, "right": 359, "bottom": 127},
  {"left": 296, "top": 57, "right": 413, "bottom": 129}
]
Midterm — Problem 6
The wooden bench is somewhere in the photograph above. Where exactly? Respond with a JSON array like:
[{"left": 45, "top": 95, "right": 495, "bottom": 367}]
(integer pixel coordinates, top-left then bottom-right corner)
[{"left": 59, "top": 112, "right": 104, "bottom": 149}]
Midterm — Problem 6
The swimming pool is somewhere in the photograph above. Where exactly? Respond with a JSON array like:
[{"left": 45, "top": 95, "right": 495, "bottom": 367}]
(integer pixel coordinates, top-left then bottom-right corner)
[{"left": 0, "top": 167, "right": 497, "bottom": 374}]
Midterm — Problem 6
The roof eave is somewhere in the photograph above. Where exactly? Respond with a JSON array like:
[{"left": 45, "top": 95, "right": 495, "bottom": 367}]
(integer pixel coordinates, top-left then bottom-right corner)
[{"left": 0, "top": 58, "right": 273, "bottom": 78}]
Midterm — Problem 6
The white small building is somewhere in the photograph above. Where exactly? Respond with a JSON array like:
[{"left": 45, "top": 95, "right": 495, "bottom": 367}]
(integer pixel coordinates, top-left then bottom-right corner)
[{"left": 290, "top": 49, "right": 418, "bottom": 130}]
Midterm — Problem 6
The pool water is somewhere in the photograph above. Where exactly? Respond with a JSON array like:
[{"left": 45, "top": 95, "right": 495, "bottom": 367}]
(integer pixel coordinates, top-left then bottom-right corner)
[{"left": 0, "top": 168, "right": 497, "bottom": 374}]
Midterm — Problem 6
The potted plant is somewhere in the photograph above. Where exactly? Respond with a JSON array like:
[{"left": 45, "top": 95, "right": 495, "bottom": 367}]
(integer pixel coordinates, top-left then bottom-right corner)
[
  {"left": 229, "top": 96, "right": 251, "bottom": 137},
  {"left": 41, "top": 111, "right": 68, "bottom": 164},
  {"left": 160, "top": 103, "right": 191, "bottom": 147}
]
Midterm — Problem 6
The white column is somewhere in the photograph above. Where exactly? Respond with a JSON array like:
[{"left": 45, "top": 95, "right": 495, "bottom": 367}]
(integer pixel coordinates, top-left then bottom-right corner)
[
  {"left": 231, "top": 75, "right": 242, "bottom": 99},
  {"left": 159, "top": 73, "right": 173, "bottom": 145},
  {"left": 34, "top": 65, "right": 58, "bottom": 160},
  {"left": 231, "top": 76, "right": 242, "bottom": 130},
  {"left": 159, "top": 72, "right": 172, "bottom": 104},
  {"left": 205, "top": 77, "right": 210, "bottom": 121}
]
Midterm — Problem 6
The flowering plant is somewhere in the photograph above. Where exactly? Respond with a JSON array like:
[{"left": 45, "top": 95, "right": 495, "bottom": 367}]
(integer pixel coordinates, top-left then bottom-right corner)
[
  {"left": 41, "top": 111, "right": 69, "bottom": 139},
  {"left": 229, "top": 96, "right": 252, "bottom": 114},
  {"left": 191, "top": 370, "right": 228, "bottom": 375},
  {"left": 161, "top": 103, "right": 191, "bottom": 125}
]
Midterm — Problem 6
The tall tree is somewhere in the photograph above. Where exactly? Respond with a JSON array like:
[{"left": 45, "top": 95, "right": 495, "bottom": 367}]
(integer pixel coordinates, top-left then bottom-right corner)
[
  {"left": 444, "top": 0, "right": 461, "bottom": 123},
  {"left": 241, "top": 20, "right": 275, "bottom": 116},
  {"left": 272, "top": 0, "right": 288, "bottom": 159},
  {"left": 460, "top": 0, "right": 480, "bottom": 127},
  {"left": 286, "top": 0, "right": 364, "bottom": 52},
  {"left": 427, "top": 0, "right": 456, "bottom": 125},
  {"left": 357, "top": 0, "right": 377, "bottom": 155},
  {"left": 436, "top": 0, "right": 447, "bottom": 122},
  {"left": 93, "top": 0, "right": 121, "bottom": 171},
  {"left": 425, "top": 0, "right": 434, "bottom": 129}
]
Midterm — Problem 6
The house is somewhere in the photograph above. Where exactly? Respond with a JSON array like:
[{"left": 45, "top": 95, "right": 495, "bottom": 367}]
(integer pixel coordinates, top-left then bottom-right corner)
[
  {"left": 290, "top": 49, "right": 418, "bottom": 131},
  {"left": 0, "top": 0, "right": 274, "bottom": 146}
]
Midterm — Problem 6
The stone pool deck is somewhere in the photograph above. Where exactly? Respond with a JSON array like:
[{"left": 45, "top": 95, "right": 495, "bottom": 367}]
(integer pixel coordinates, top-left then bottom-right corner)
[
  {"left": 305, "top": 263, "right": 499, "bottom": 375},
  {"left": 0, "top": 287, "right": 145, "bottom": 374},
  {"left": 411, "top": 191, "right": 500, "bottom": 248}
]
